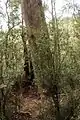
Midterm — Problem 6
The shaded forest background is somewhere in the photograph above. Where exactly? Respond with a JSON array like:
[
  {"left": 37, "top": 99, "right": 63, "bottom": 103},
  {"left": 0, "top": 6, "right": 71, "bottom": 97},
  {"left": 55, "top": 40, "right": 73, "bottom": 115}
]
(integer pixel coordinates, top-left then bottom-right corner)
[{"left": 0, "top": 0, "right": 80, "bottom": 120}]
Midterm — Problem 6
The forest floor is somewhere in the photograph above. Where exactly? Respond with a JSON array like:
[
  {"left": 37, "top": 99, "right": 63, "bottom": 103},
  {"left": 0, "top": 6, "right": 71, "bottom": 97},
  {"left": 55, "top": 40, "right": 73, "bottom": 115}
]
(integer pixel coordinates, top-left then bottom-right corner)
[
  {"left": 20, "top": 86, "right": 43, "bottom": 119},
  {"left": 11, "top": 84, "right": 52, "bottom": 120}
]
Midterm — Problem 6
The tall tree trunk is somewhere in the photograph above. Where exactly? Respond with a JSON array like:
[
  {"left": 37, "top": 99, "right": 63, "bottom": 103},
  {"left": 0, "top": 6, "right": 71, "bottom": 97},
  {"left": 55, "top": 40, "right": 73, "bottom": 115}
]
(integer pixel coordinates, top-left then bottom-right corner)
[
  {"left": 22, "top": 0, "right": 53, "bottom": 87},
  {"left": 22, "top": 0, "right": 60, "bottom": 119}
]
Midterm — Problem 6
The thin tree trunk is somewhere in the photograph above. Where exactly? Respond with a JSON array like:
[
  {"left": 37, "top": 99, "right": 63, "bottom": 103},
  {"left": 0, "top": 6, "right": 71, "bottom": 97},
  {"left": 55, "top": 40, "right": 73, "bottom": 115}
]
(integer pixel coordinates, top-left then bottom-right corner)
[
  {"left": 21, "top": 15, "right": 34, "bottom": 83},
  {"left": 21, "top": 25, "right": 29, "bottom": 81}
]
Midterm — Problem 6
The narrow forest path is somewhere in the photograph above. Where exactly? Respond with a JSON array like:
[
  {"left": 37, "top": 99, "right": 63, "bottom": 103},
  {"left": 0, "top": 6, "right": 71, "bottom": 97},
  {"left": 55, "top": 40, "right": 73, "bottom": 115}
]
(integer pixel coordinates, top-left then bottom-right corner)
[
  {"left": 20, "top": 87, "right": 41, "bottom": 118},
  {"left": 17, "top": 86, "right": 49, "bottom": 120},
  {"left": 11, "top": 82, "right": 55, "bottom": 120}
]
